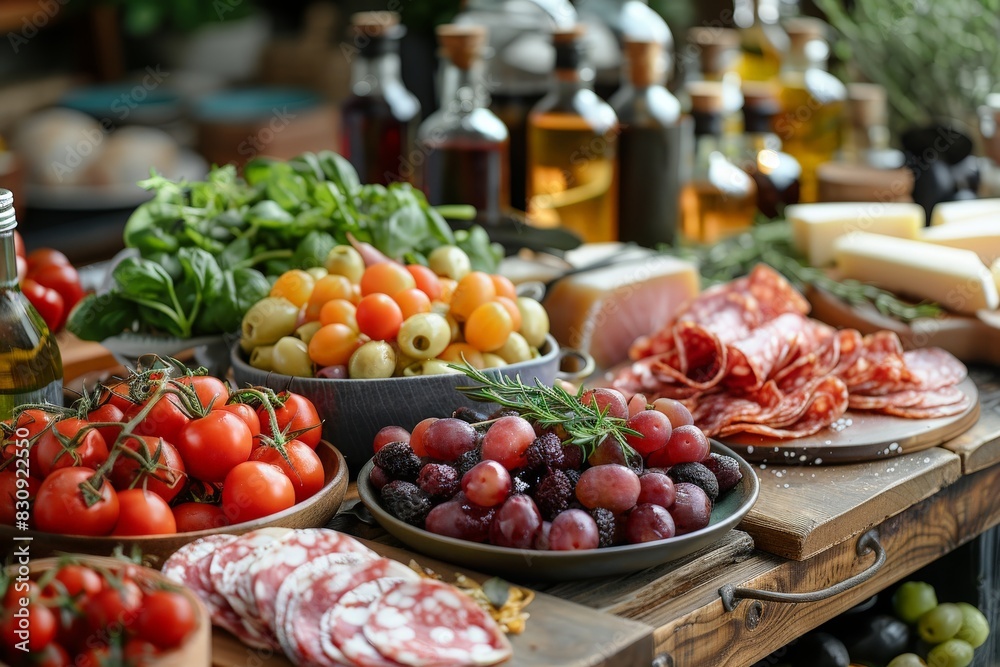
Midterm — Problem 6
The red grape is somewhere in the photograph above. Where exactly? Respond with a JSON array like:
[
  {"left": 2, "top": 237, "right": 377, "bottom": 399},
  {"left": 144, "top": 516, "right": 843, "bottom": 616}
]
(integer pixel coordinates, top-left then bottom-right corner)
[
  {"left": 373, "top": 425, "right": 411, "bottom": 452},
  {"left": 626, "top": 504, "right": 676, "bottom": 543},
  {"left": 624, "top": 410, "right": 672, "bottom": 456},
  {"left": 480, "top": 416, "right": 536, "bottom": 470},
  {"left": 627, "top": 393, "right": 648, "bottom": 418},
  {"left": 425, "top": 499, "right": 495, "bottom": 542},
  {"left": 575, "top": 464, "right": 641, "bottom": 513},
  {"left": 548, "top": 509, "right": 599, "bottom": 551},
  {"left": 670, "top": 483, "right": 712, "bottom": 535},
  {"left": 580, "top": 388, "right": 628, "bottom": 420},
  {"left": 424, "top": 418, "right": 478, "bottom": 461},
  {"left": 652, "top": 398, "right": 694, "bottom": 427},
  {"left": 637, "top": 472, "right": 675, "bottom": 509},
  {"left": 370, "top": 466, "right": 391, "bottom": 490},
  {"left": 587, "top": 437, "right": 643, "bottom": 470},
  {"left": 534, "top": 521, "right": 553, "bottom": 550},
  {"left": 316, "top": 365, "right": 348, "bottom": 379},
  {"left": 461, "top": 460, "right": 512, "bottom": 507},
  {"left": 409, "top": 417, "right": 438, "bottom": 457},
  {"left": 489, "top": 495, "right": 542, "bottom": 548},
  {"left": 665, "top": 425, "right": 710, "bottom": 464}
]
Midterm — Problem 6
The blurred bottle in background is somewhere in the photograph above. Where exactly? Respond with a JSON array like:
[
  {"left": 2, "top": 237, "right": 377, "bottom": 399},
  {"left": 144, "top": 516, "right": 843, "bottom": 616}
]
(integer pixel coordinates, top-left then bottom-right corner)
[
  {"left": 417, "top": 25, "right": 510, "bottom": 227},
  {"left": 738, "top": 82, "right": 801, "bottom": 217},
  {"left": 734, "top": 0, "right": 788, "bottom": 83},
  {"left": 685, "top": 27, "right": 744, "bottom": 142},
  {"left": 611, "top": 39, "right": 689, "bottom": 247},
  {"left": 527, "top": 25, "right": 619, "bottom": 243},
  {"left": 341, "top": 12, "right": 421, "bottom": 185}
]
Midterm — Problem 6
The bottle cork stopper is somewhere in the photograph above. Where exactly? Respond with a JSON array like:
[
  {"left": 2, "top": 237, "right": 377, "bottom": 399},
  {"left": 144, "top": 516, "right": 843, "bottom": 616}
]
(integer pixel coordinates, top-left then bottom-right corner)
[
  {"left": 687, "top": 27, "right": 739, "bottom": 77},
  {"left": 741, "top": 81, "right": 780, "bottom": 108},
  {"left": 785, "top": 17, "right": 827, "bottom": 52},
  {"left": 687, "top": 80, "right": 725, "bottom": 114},
  {"left": 553, "top": 24, "right": 587, "bottom": 45},
  {"left": 351, "top": 11, "right": 401, "bottom": 38},
  {"left": 436, "top": 24, "right": 488, "bottom": 70},
  {"left": 624, "top": 40, "right": 664, "bottom": 87},
  {"left": 847, "top": 82, "right": 887, "bottom": 129}
]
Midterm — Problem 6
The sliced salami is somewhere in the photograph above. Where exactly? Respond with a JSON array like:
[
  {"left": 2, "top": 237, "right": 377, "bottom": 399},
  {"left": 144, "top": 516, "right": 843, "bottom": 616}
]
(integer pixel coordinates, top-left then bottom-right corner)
[
  {"left": 364, "top": 579, "right": 513, "bottom": 667},
  {"left": 162, "top": 534, "right": 242, "bottom": 635},
  {"left": 322, "top": 577, "right": 413, "bottom": 667},
  {"left": 246, "top": 528, "right": 376, "bottom": 642},
  {"left": 274, "top": 553, "right": 391, "bottom": 666}
]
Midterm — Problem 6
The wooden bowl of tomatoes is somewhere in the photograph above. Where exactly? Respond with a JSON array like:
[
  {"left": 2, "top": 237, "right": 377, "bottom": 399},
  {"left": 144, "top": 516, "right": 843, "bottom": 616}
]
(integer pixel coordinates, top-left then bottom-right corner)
[
  {"left": 1, "top": 555, "right": 210, "bottom": 667},
  {"left": 0, "top": 367, "right": 350, "bottom": 566}
]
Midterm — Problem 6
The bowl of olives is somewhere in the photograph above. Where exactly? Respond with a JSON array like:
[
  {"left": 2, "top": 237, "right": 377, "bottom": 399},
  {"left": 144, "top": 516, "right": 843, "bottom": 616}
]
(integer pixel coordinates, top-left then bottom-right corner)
[{"left": 231, "top": 335, "right": 591, "bottom": 473}]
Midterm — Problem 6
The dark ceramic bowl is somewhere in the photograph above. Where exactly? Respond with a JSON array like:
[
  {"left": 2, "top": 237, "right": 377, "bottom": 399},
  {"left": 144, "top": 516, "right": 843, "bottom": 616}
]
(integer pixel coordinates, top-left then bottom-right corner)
[
  {"left": 231, "top": 335, "right": 591, "bottom": 474},
  {"left": 357, "top": 441, "right": 760, "bottom": 581}
]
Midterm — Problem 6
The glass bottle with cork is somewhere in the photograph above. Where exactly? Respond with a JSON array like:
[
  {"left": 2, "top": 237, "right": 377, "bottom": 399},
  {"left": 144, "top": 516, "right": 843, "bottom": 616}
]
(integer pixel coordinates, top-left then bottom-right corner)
[
  {"left": 416, "top": 24, "right": 510, "bottom": 227},
  {"left": 774, "top": 17, "right": 846, "bottom": 203},
  {"left": 527, "top": 25, "right": 619, "bottom": 243},
  {"left": 680, "top": 81, "right": 757, "bottom": 244},
  {"left": 0, "top": 189, "right": 62, "bottom": 421},
  {"left": 610, "top": 38, "right": 688, "bottom": 247},
  {"left": 341, "top": 12, "right": 421, "bottom": 186},
  {"left": 734, "top": 0, "right": 789, "bottom": 82},
  {"left": 739, "top": 81, "right": 801, "bottom": 217},
  {"left": 685, "top": 27, "right": 744, "bottom": 140}
]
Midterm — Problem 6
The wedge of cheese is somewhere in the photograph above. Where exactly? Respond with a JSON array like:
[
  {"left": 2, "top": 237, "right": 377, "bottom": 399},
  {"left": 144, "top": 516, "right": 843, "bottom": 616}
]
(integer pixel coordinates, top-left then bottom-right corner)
[
  {"left": 920, "top": 218, "right": 1000, "bottom": 264},
  {"left": 788, "top": 202, "right": 924, "bottom": 267},
  {"left": 833, "top": 232, "right": 999, "bottom": 314},
  {"left": 543, "top": 256, "right": 699, "bottom": 369},
  {"left": 930, "top": 198, "right": 1000, "bottom": 226}
]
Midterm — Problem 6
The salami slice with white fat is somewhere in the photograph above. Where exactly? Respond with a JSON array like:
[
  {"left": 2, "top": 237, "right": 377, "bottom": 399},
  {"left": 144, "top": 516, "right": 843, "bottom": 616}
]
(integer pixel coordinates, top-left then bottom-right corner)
[
  {"left": 364, "top": 579, "right": 513, "bottom": 667},
  {"left": 162, "top": 534, "right": 246, "bottom": 639},
  {"left": 323, "top": 577, "right": 413, "bottom": 667},
  {"left": 274, "top": 553, "right": 393, "bottom": 666},
  {"left": 244, "top": 528, "right": 375, "bottom": 643}
]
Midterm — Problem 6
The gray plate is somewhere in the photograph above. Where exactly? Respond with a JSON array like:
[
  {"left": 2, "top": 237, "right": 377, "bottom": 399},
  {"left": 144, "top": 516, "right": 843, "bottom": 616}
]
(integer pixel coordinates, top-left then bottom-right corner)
[{"left": 358, "top": 441, "right": 760, "bottom": 581}]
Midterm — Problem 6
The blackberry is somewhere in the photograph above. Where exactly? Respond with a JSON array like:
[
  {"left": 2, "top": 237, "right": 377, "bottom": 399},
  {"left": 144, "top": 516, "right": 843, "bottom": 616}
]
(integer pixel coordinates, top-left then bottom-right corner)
[
  {"left": 525, "top": 433, "right": 565, "bottom": 470},
  {"left": 667, "top": 462, "right": 719, "bottom": 503},
  {"left": 373, "top": 441, "right": 422, "bottom": 482},
  {"left": 453, "top": 406, "right": 488, "bottom": 424},
  {"left": 533, "top": 469, "right": 574, "bottom": 521},
  {"left": 417, "top": 463, "right": 460, "bottom": 500},
  {"left": 453, "top": 448, "right": 482, "bottom": 479},
  {"left": 488, "top": 407, "right": 521, "bottom": 420},
  {"left": 564, "top": 468, "right": 582, "bottom": 489},
  {"left": 381, "top": 481, "right": 432, "bottom": 526},
  {"left": 591, "top": 508, "right": 617, "bottom": 548},
  {"left": 561, "top": 445, "right": 584, "bottom": 470}
]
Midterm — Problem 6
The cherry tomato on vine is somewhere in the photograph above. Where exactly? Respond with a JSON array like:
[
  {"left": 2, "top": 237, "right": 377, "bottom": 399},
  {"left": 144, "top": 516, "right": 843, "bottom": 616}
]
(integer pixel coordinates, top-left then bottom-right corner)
[
  {"left": 171, "top": 502, "right": 229, "bottom": 532},
  {"left": 33, "top": 641, "right": 70, "bottom": 667},
  {"left": 112, "top": 489, "right": 177, "bottom": 536},
  {"left": 258, "top": 392, "right": 321, "bottom": 449},
  {"left": 109, "top": 435, "right": 186, "bottom": 503},
  {"left": 34, "top": 467, "right": 119, "bottom": 536},
  {"left": 135, "top": 590, "right": 197, "bottom": 650},
  {"left": 99, "top": 379, "right": 136, "bottom": 413},
  {"left": 250, "top": 439, "right": 324, "bottom": 503},
  {"left": 35, "top": 418, "right": 108, "bottom": 477},
  {"left": 214, "top": 403, "right": 261, "bottom": 439},
  {"left": 0, "top": 602, "right": 56, "bottom": 652},
  {"left": 86, "top": 403, "right": 124, "bottom": 449},
  {"left": 3, "top": 579, "right": 39, "bottom": 607},
  {"left": 221, "top": 461, "right": 295, "bottom": 524},
  {"left": 124, "top": 638, "right": 160, "bottom": 663},
  {"left": 175, "top": 411, "right": 252, "bottom": 483},
  {"left": 127, "top": 394, "right": 191, "bottom": 446},
  {"left": 80, "top": 578, "right": 143, "bottom": 635},
  {"left": 176, "top": 375, "right": 230, "bottom": 410},
  {"left": 43, "top": 564, "right": 102, "bottom": 600}
]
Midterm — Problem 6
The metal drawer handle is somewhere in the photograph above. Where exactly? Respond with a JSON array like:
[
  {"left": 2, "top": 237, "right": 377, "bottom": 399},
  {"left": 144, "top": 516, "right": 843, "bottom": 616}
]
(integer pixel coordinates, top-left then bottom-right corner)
[{"left": 719, "top": 529, "right": 887, "bottom": 613}]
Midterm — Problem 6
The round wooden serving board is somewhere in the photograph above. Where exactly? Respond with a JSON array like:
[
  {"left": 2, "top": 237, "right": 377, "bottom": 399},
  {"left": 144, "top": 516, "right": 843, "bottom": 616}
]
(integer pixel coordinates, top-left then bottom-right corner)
[{"left": 721, "top": 377, "right": 980, "bottom": 464}]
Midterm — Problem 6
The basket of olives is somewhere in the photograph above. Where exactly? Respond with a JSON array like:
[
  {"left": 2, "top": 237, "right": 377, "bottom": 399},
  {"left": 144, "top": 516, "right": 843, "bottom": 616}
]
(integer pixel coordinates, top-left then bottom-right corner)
[{"left": 232, "top": 244, "right": 590, "bottom": 472}]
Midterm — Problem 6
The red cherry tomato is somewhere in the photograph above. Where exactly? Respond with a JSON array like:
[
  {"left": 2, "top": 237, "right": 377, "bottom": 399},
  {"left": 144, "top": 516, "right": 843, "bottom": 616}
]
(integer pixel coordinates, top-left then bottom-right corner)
[
  {"left": 34, "top": 467, "right": 119, "bottom": 536},
  {"left": 86, "top": 403, "right": 124, "bottom": 449},
  {"left": 250, "top": 439, "right": 325, "bottom": 504},
  {"left": 124, "top": 638, "right": 160, "bottom": 663},
  {"left": 257, "top": 392, "right": 322, "bottom": 449},
  {"left": 34, "top": 418, "right": 108, "bottom": 477},
  {"left": 3, "top": 579, "right": 39, "bottom": 608},
  {"left": 21, "top": 278, "right": 64, "bottom": 332},
  {"left": 0, "top": 471, "right": 38, "bottom": 526},
  {"left": 1, "top": 602, "right": 56, "bottom": 652},
  {"left": 75, "top": 646, "right": 110, "bottom": 667},
  {"left": 33, "top": 641, "right": 71, "bottom": 667},
  {"left": 171, "top": 502, "right": 230, "bottom": 532},
  {"left": 82, "top": 578, "right": 143, "bottom": 635},
  {"left": 127, "top": 394, "right": 191, "bottom": 446},
  {"left": 112, "top": 488, "right": 177, "bottom": 536},
  {"left": 99, "top": 379, "right": 137, "bottom": 413},
  {"left": 108, "top": 435, "right": 186, "bottom": 503},
  {"left": 221, "top": 461, "right": 296, "bottom": 524},
  {"left": 135, "top": 590, "right": 197, "bottom": 649},
  {"left": 43, "top": 564, "right": 103, "bottom": 599},
  {"left": 176, "top": 375, "right": 230, "bottom": 410},
  {"left": 25, "top": 247, "right": 69, "bottom": 271},
  {"left": 175, "top": 411, "right": 252, "bottom": 483},
  {"left": 215, "top": 403, "right": 261, "bottom": 440},
  {"left": 29, "top": 261, "right": 83, "bottom": 319}
]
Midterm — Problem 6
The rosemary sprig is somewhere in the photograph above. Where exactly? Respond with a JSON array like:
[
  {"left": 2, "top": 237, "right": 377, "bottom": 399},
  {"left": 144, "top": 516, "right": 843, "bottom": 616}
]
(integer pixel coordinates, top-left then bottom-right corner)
[
  {"left": 660, "top": 220, "right": 944, "bottom": 323},
  {"left": 450, "top": 362, "right": 640, "bottom": 459}
]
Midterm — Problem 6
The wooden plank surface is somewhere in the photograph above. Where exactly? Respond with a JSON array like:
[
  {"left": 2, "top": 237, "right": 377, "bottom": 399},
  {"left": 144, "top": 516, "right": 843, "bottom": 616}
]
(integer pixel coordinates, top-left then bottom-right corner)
[
  {"left": 738, "top": 446, "right": 962, "bottom": 560},
  {"left": 57, "top": 331, "right": 118, "bottom": 384},
  {"left": 211, "top": 536, "right": 654, "bottom": 667},
  {"left": 942, "top": 366, "right": 1000, "bottom": 474}
]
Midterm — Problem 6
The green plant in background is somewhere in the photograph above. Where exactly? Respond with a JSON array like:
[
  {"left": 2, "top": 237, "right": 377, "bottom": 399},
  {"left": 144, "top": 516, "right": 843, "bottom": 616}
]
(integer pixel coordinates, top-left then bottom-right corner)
[
  {"left": 816, "top": 0, "right": 1000, "bottom": 135},
  {"left": 105, "top": 0, "right": 257, "bottom": 36}
]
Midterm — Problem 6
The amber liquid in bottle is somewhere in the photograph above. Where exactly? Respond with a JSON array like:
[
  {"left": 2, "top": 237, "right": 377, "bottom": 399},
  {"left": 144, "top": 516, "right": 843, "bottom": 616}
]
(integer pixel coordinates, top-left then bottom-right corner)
[{"left": 421, "top": 138, "right": 509, "bottom": 225}]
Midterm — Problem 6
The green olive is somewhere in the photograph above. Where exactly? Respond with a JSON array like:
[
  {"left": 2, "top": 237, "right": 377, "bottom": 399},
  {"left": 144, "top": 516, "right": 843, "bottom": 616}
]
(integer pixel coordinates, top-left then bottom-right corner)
[
  {"left": 428, "top": 245, "right": 471, "bottom": 281},
  {"left": 241, "top": 297, "right": 300, "bottom": 351},
  {"left": 348, "top": 341, "right": 396, "bottom": 379},
  {"left": 517, "top": 297, "right": 550, "bottom": 348},
  {"left": 324, "top": 245, "right": 365, "bottom": 284},
  {"left": 306, "top": 267, "right": 329, "bottom": 281},
  {"left": 249, "top": 345, "right": 275, "bottom": 371},
  {"left": 403, "top": 359, "right": 463, "bottom": 376},
  {"left": 445, "top": 313, "right": 462, "bottom": 342},
  {"left": 393, "top": 345, "right": 417, "bottom": 376},
  {"left": 496, "top": 332, "right": 532, "bottom": 364},
  {"left": 295, "top": 321, "right": 322, "bottom": 344},
  {"left": 480, "top": 353, "right": 507, "bottom": 369},
  {"left": 272, "top": 336, "right": 314, "bottom": 377},
  {"left": 397, "top": 313, "right": 451, "bottom": 360}
]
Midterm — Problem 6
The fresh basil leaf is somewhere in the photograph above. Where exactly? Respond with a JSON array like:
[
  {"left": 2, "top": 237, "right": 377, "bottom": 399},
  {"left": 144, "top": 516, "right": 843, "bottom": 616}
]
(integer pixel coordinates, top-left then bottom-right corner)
[
  {"left": 289, "top": 152, "right": 325, "bottom": 183},
  {"left": 112, "top": 257, "right": 174, "bottom": 301},
  {"left": 317, "top": 150, "right": 361, "bottom": 194},
  {"left": 456, "top": 225, "right": 502, "bottom": 273},
  {"left": 266, "top": 172, "right": 309, "bottom": 212},
  {"left": 374, "top": 204, "right": 426, "bottom": 260},
  {"left": 219, "top": 237, "right": 252, "bottom": 270},
  {"left": 177, "top": 248, "right": 222, "bottom": 295},
  {"left": 293, "top": 231, "right": 337, "bottom": 269},
  {"left": 137, "top": 303, "right": 186, "bottom": 338},
  {"left": 247, "top": 200, "right": 294, "bottom": 227},
  {"left": 145, "top": 252, "right": 183, "bottom": 281},
  {"left": 66, "top": 292, "right": 139, "bottom": 342},
  {"left": 243, "top": 157, "right": 279, "bottom": 186}
]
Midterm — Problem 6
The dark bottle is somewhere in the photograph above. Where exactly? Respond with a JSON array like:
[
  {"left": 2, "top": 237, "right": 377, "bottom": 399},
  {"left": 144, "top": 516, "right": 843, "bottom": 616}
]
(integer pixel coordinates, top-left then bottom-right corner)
[
  {"left": 341, "top": 12, "right": 421, "bottom": 185},
  {"left": 417, "top": 25, "right": 510, "bottom": 226},
  {"left": 610, "top": 39, "right": 689, "bottom": 247},
  {"left": 739, "top": 82, "right": 801, "bottom": 217}
]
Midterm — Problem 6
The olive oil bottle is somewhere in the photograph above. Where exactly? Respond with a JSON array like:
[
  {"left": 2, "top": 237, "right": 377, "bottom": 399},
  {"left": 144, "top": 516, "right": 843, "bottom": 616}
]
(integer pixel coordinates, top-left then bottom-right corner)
[
  {"left": 0, "top": 189, "right": 62, "bottom": 420},
  {"left": 734, "top": 0, "right": 788, "bottom": 82}
]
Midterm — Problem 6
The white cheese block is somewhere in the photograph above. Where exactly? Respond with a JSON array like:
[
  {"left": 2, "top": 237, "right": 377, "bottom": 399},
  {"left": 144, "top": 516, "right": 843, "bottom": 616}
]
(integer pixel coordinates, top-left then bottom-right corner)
[
  {"left": 543, "top": 256, "right": 699, "bottom": 369},
  {"left": 930, "top": 199, "right": 1000, "bottom": 226},
  {"left": 833, "top": 232, "right": 999, "bottom": 315},
  {"left": 788, "top": 202, "right": 924, "bottom": 267},
  {"left": 920, "top": 218, "right": 1000, "bottom": 264}
]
